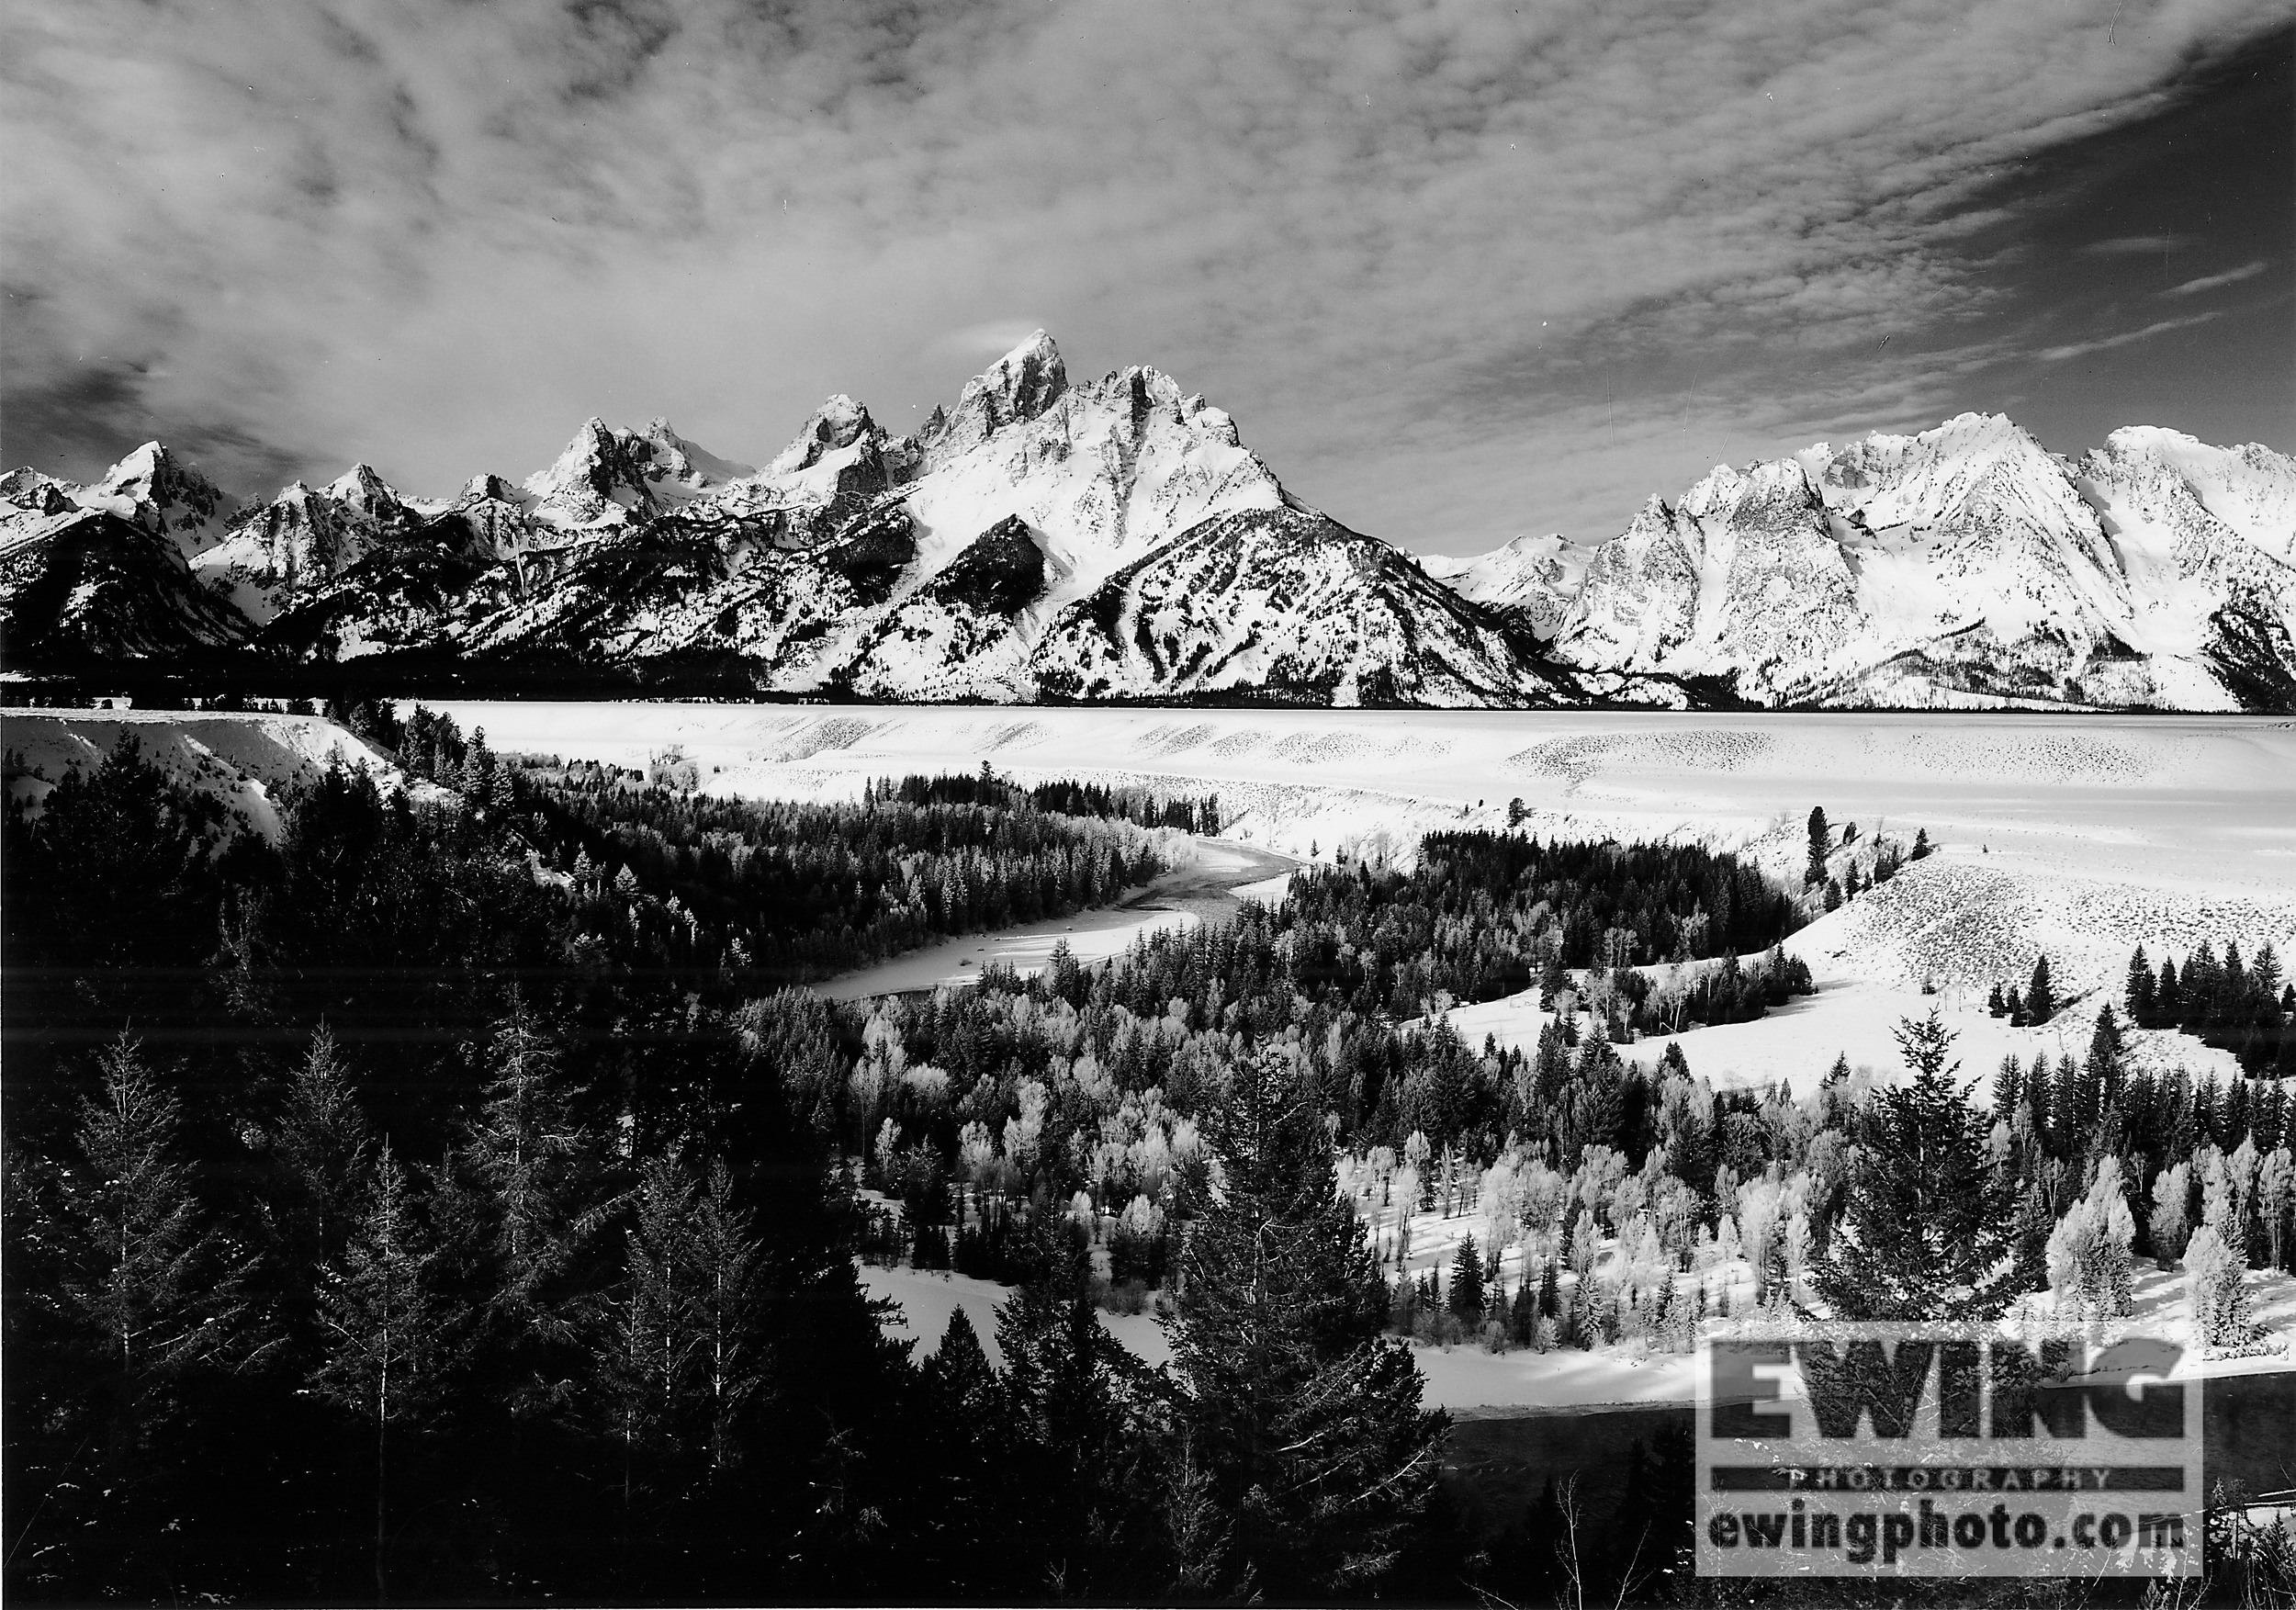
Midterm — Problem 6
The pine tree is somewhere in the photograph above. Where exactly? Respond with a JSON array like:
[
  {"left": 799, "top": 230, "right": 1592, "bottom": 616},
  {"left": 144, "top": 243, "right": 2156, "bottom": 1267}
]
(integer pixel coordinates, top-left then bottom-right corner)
[
  {"left": 684, "top": 1160, "right": 768, "bottom": 1474},
  {"left": 1805, "top": 807, "right": 1830, "bottom": 887},
  {"left": 2027, "top": 954, "right": 2055, "bottom": 1026},
  {"left": 2126, "top": 947, "right": 2157, "bottom": 1029},
  {"left": 2184, "top": 1223, "right": 2255, "bottom": 1350},
  {"left": 269, "top": 1026, "right": 373, "bottom": 1346},
  {"left": 465, "top": 994, "right": 607, "bottom": 1390},
  {"left": 1166, "top": 1044, "right": 1447, "bottom": 1598},
  {"left": 1815, "top": 1012, "right": 2017, "bottom": 1320},
  {"left": 589, "top": 1154, "right": 694, "bottom": 1564},
  {"left": 6, "top": 1033, "right": 250, "bottom": 1583},
  {"left": 313, "top": 1143, "right": 453, "bottom": 1604},
  {"left": 996, "top": 1279, "right": 1163, "bottom": 1595},
  {"left": 55, "top": 1035, "right": 244, "bottom": 1393},
  {"left": 1448, "top": 1234, "right": 1488, "bottom": 1322},
  {"left": 2082, "top": 1006, "right": 2126, "bottom": 1128}
]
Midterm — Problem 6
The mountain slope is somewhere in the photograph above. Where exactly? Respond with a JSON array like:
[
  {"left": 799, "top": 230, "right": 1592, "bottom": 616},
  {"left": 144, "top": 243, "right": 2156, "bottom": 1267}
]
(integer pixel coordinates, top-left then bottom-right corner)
[
  {"left": 1506, "top": 412, "right": 2296, "bottom": 709},
  {"left": 2, "top": 343, "right": 2290, "bottom": 710}
]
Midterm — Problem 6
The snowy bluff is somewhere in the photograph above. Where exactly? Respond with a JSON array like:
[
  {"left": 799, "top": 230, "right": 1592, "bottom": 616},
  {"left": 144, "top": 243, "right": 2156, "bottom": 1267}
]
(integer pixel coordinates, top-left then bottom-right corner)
[{"left": 5, "top": 333, "right": 2292, "bottom": 711}]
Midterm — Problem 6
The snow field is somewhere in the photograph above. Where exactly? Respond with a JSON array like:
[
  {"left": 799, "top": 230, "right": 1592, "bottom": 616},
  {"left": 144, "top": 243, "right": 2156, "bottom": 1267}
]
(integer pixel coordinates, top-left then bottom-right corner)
[
  {"left": 1, "top": 709, "right": 445, "bottom": 836},
  {"left": 410, "top": 703, "right": 2296, "bottom": 1087}
]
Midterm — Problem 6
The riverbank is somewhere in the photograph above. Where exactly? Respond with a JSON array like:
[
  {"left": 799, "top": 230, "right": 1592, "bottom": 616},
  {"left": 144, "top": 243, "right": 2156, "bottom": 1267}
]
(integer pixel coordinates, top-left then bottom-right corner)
[{"left": 812, "top": 836, "right": 1297, "bottom": 1001}]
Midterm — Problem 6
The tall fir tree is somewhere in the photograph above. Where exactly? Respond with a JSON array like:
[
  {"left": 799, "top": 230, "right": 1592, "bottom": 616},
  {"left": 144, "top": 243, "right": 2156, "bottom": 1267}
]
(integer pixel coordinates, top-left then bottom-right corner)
[
  {"left": 465, "top": 994, "right": 609, "bottom": 1402},
  {"left": 3, "top": 1033, "right": 252, "bottom": 1593},
  {"left": 1816, "top": 1012, "right": 2019, "bottom": 1319},
  {"left": 312, "top": 1143, "right": 454, "bottom": 1604},
  {"left": 2027, "top": 953, "right": 2056, "bottom": 1026},
  {"left": 1448, "top": 1233, "right": 1488, "bottom": 1322},
  {"left": 1166, "top": 1043, "right": 1448, "bottom": 1598},
  {"left": 2126, "top": 946, "right": 2157, "bottom": 1029}
]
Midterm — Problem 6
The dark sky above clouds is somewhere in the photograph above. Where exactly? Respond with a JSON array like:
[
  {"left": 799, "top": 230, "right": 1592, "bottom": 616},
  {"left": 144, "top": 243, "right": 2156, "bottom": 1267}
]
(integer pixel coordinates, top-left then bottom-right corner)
[{"left": 3, "top": 2, "right": 2289, "bottom": 554}]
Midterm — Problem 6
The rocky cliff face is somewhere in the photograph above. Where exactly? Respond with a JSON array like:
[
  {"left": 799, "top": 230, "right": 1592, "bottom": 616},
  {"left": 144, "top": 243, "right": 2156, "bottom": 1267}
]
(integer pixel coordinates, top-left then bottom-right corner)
[
  {"left": 3, "top": 343, "right": 2290, "bottom": 708},
  {"left": 1469, "top": 412, "right": 2296, "bottom": 709}
]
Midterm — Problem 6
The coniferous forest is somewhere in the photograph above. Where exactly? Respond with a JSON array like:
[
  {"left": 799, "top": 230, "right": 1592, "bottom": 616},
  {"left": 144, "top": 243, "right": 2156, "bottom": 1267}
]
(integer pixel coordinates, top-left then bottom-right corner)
[{"left": 6, "top": 715, "right": 2295, "bottom": 1605}]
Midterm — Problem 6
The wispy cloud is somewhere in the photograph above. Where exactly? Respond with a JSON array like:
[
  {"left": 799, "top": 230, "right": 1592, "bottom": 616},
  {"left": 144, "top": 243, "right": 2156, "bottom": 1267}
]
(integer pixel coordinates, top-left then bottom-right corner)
[
  {"left": 2077, "top": 233, "right": 2197, "bottom": 256},
  {"left": 2160, "top": 259, "right": 2270, "bottom": 297},
  {"left": 2037, "top": 310, "right": 2227, "bottom": 363},
  {"left": 926, "top": 321, "right": 1054, "bottom": 363},
  {"left": 1, "top": 0, "right": 2288, "bottom": 547}
]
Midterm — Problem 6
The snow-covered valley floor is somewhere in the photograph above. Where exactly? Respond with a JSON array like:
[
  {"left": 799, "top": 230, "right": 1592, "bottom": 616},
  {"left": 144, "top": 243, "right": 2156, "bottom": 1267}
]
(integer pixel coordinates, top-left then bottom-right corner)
[
  {"left": 12, "top": 701, "right": 2294, "bottom": 1416},
  {"left": 15, "top": 702, "right": 2292, "bottom": 1098},
  {"left": 421, "top": 703, "right": 2296, "bottom": 1092}
]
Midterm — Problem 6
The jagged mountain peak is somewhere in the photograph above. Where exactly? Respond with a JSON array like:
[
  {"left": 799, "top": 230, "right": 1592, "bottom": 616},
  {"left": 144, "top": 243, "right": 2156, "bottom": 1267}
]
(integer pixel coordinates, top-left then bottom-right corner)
[
  {"left": 4, "top": 368, "right": 2290, "bottom": 713},
  {"left": 1681, "top": 455, "right": 1822, "bottom": 525},
  {"left": 322, "top": 463, "right": 406, "bottom": 517},
  {"left": 769, "top": 394, "right": 881, "bottom": 476},
  {"left": 929, "top": 330, "right": 1069, "bottom": 458},
  {"left": 519, "top": 417, "right": 660, "bottom": 529},
  {"left": 1, "top": 467, "right": 80, "bottom": 517},
  {"left": 83, "top": 440, "right": 234, "bottom": 548},
  {"left": 459, "top": 472, "right": 530, "bottom": 506},
  {"left": 640, "top": 419, "right": 752, "bottom": 487}
]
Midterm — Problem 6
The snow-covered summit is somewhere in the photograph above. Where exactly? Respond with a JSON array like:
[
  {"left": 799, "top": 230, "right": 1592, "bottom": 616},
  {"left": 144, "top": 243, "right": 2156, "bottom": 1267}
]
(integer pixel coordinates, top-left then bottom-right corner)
[
  {"left": 926, "top": 329, "right": 1069, "bottom": 462},
  {"left": 80, "top": 442, "right": 236, "bottom": 554},
  {"left": 1421, "top": 533, "right": 1584, "bottom": 639},
  {"left": 1539, "top": 413, "right": 2296, "bottom": 708},
  {"left": 2, "top": 343, "right": 2290, "bottom": 712}
]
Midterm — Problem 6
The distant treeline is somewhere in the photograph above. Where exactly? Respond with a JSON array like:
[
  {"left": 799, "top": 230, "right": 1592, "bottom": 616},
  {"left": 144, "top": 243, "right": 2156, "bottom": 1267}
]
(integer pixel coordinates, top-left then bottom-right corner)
[
  {"left": 876, "top": 770, "right": 1222, "bottom": 837},
  {"left": 1280, "top": 832, "right": 1812, "bottom": 1020}
]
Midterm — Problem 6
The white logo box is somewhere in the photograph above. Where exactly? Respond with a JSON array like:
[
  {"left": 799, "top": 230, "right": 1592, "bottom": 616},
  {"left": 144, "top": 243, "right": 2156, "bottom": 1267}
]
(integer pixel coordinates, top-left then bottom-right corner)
[{"left": 1695, "top": 1323, "right": 2202, "bottom": 1579}]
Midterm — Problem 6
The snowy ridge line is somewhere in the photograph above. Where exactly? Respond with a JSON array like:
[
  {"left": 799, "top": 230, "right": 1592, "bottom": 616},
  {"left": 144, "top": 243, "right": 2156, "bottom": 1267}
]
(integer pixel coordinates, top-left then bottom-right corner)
[{"left": 6, "top": 334, "right": 2294, "bottom": 709}]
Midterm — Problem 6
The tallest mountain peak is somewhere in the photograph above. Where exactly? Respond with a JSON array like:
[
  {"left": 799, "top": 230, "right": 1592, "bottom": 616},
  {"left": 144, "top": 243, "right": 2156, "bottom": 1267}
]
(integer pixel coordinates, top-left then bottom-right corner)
[{"left": 932, "top": 330, "right": 1069, "bottom": 457}]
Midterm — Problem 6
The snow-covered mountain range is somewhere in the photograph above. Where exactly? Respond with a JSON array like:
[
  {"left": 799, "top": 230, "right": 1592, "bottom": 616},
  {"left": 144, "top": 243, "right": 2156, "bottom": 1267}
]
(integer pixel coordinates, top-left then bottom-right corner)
[{"left": 5, "top": 332, "right": 2292, "bottom": 709}]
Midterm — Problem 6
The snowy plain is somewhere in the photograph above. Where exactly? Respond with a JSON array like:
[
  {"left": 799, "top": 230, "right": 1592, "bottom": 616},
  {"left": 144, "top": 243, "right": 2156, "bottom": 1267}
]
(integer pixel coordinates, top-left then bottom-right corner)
[{"left": 421, "top": 703, "right": 2296, "bottom": 1098}]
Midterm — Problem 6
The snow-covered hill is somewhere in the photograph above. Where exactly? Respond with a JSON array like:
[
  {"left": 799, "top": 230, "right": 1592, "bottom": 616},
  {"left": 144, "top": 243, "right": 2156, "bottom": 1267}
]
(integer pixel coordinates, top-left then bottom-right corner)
[{"left": 3, "top": 342, "right": 2290, "bottom": 708}]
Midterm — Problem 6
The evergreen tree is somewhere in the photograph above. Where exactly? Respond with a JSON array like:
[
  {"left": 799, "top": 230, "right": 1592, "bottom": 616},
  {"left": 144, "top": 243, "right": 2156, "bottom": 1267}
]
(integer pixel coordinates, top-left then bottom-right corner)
[
  {"left": 3, "top": 1034, "right": 251, "bottom": 1591},
  {"left": 2126, "top": 946, "right": 2157, "bottom": 1029},
  {"left": 268, "top": 1026, "right": 374, "bottom": 1349},
  {"left": 1815, "top": 1012, "right": 2017, "bottom": 1320},
  {"left": 465, "top": 995, "right": 608, "bottom": 1396},
  {"left": 1166, "top": 1045, "right": 1447, "bottom": 1598},
  {"left": 588, "top": 1153, "right": 696, "bottom": 1568},
  {"left": 1805, "top": 807, "right": 1830, "bottom": 886},
  {"left": 312, "top": 1143, "right": 453, "bottom": 1604},
  {"left": 995, "top": 1280, "right": 1165, "bottom": 1596},
  {"left": 2026, "top": 954, "right": 2055, "bottom": 1026},
  {"left": 683, "top": 1160, "right": 769, "bottom": 1475},
  {"left": 1448, "top": 1234, "right": 1488, "bottom": 1322}
]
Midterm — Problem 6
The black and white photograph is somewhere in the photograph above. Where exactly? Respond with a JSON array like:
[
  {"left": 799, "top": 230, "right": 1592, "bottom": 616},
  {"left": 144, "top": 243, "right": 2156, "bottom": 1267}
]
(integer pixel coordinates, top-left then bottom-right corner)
[{"left": 3, "top": 3, "right": 2292, "bottom": 1604}]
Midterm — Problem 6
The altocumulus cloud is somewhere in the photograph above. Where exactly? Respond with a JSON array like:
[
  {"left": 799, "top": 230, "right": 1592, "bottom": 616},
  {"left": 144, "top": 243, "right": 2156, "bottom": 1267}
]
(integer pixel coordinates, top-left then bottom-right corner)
[{"left": 2, "top": 0, "right": 2287, "bottom": 546}]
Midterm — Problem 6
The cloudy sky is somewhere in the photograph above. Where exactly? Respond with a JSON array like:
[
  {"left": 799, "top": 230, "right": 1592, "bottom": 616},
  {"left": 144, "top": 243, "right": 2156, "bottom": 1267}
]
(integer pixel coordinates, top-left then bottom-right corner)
[{"left": 5, "top": 2, "right": 2290, "bottom": 554}]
